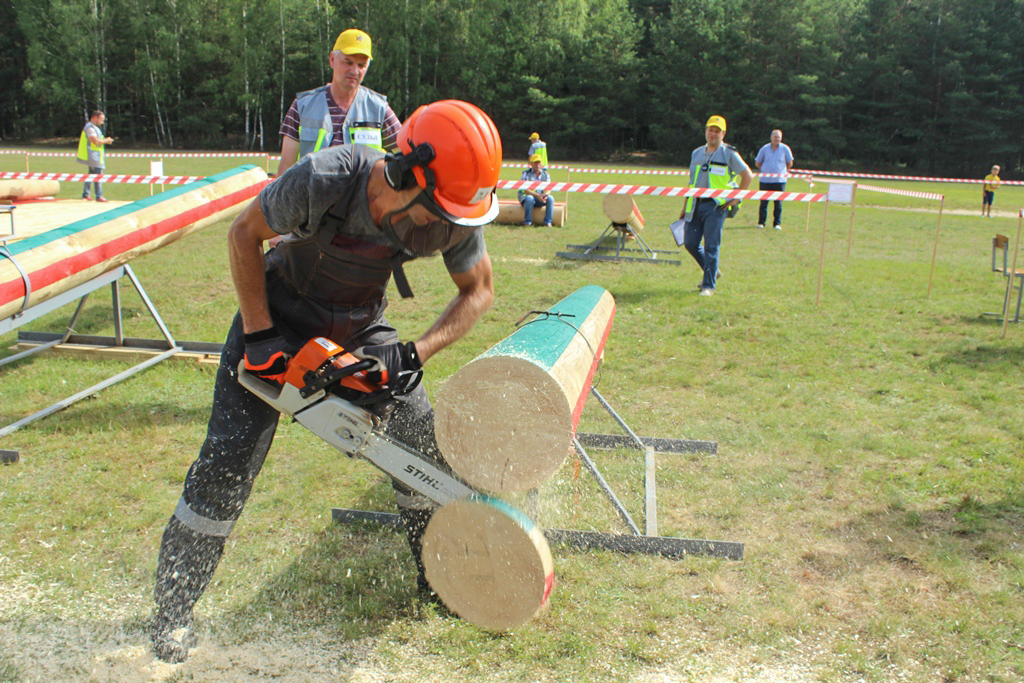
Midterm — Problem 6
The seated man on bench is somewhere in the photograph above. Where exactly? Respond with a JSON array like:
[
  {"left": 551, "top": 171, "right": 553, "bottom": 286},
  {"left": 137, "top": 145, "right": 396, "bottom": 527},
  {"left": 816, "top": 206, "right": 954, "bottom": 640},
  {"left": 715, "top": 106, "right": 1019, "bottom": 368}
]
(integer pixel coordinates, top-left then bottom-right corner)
[{"left": 518, "top": 153, "right": 554, "bottom": 227}]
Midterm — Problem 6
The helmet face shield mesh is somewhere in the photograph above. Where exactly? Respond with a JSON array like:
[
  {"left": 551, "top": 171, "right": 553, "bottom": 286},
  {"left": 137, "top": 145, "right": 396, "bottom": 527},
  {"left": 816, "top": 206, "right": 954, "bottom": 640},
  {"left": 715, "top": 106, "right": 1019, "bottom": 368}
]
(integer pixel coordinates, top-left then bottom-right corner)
[{"left": 382, "top": 191, "right": 478, "bottom": 257}]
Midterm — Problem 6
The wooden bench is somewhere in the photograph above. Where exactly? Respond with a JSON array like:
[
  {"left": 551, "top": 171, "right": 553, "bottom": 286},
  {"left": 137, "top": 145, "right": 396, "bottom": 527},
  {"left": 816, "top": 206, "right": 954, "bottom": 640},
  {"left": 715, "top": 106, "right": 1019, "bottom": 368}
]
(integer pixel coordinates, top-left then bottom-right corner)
[{"left": 495, "top": 199, "right": 568, "bottom": 227}]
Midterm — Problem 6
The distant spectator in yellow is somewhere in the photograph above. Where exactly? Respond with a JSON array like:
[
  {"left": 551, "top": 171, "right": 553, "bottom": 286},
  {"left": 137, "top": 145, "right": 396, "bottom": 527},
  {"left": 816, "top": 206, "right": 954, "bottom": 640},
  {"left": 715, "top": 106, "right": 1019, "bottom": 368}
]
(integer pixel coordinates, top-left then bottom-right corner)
[
  {"left": 528, "top": 132, "right": 548, "bottom": 168},
  {"left": 77, "top": 110, "right": 113, "bottom": 202},
  {"left": 982, "top": 165, "right": 1001, "bottom": 218}
]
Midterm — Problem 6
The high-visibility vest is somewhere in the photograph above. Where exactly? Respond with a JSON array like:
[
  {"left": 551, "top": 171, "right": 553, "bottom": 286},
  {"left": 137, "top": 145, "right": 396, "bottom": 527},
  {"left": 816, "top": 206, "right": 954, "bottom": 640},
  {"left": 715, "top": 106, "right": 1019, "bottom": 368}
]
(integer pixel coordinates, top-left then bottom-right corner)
[
  {"left": 683, "top": 145, "right": 740, "bottom": 218},
  {"left": 528, "top": 140, "right": 548, "bottom": 168},
  {"left": 295, "top": 85, "right": 389, "bottom": 157},
  {"left": 76, "top": 123, "right": 104, "bottom": 167}
]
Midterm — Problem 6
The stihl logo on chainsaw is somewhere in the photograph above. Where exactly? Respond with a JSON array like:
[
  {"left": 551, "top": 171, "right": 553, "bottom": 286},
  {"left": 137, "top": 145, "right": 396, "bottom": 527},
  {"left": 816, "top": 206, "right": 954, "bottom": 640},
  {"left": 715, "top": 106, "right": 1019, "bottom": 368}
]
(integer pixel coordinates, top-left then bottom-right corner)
[{"left": 404, "top": 464, "right": 440, "bottom": 489}]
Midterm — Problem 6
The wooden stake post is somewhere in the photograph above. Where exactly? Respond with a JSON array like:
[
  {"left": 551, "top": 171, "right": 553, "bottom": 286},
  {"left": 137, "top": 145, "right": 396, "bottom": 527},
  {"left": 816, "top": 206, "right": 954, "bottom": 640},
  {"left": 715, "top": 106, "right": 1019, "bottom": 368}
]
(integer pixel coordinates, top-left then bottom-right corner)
[
  {"left": 1003, "top": 211, "right": 1023, "bottom": 338},
  {"left": 927, "top": 197, "right": 945, "bottom": 299},
  {"left": 818, "top": 180, "right": 856, "bottom": 307}
]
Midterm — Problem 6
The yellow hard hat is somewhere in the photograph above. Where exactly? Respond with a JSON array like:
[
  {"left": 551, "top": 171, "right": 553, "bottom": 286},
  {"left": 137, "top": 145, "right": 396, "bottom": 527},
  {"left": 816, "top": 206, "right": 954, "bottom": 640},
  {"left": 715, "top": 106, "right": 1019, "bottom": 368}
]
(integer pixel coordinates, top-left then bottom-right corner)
[
  {"left": 334, "top": 29, "right": 372, "bottom": 59},
  {"left": 529, "top": 132, "right": 540, "bottom": 141},
  {"left": 529, "top": 153, "right": 543, "bottom": 163},
  {"left": 705, "top": 115, "right": 727, "bottom": 132}
]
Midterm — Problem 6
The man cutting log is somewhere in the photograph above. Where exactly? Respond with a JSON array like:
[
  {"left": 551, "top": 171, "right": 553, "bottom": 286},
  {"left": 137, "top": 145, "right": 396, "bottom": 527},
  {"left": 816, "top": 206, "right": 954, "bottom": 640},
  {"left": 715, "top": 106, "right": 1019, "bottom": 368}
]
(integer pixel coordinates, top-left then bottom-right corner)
[{"left": 150, "top": 100, "right": 502, "bottom": 662}]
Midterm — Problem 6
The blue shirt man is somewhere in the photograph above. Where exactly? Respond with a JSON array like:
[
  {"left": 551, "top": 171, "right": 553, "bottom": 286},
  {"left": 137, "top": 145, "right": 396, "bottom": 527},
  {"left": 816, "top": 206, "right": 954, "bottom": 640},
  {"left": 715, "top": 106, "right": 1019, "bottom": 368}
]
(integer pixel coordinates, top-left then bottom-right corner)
[
  {"left": 754, "top": 129, "right": 794, "bottom": 230},
  {"left": 518, "top": 154, "right": 554, "bottom": 226}
]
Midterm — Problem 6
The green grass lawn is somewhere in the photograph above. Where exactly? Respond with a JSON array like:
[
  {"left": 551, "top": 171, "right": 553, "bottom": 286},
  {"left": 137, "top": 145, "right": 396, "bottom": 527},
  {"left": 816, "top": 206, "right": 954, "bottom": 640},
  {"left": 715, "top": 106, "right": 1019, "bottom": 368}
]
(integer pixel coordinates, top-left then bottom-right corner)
[{"left": 1, "top": 148, "right": 1023, "bottom": 682}]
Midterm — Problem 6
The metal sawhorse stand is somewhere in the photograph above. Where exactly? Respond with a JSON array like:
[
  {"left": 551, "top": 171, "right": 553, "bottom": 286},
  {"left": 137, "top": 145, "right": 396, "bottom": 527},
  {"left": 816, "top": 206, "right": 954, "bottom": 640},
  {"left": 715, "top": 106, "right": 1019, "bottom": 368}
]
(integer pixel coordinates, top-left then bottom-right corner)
[
  {"left": 557, "top": 221, "right": 682, "bottom": 265},
  {"left": 333, "top": 386, "right": 744, "bottom": 561},
  {"left": 0, "top": 264, "right": 186, "bottom": 460}
]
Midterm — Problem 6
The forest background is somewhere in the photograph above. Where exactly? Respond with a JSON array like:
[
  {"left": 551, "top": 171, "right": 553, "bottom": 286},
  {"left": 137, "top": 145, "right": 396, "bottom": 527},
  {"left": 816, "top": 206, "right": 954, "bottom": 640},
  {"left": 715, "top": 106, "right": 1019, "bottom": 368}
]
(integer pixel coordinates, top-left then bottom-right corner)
[{"left": 0, "top": 0, "right": 1021, "bottom": 176}]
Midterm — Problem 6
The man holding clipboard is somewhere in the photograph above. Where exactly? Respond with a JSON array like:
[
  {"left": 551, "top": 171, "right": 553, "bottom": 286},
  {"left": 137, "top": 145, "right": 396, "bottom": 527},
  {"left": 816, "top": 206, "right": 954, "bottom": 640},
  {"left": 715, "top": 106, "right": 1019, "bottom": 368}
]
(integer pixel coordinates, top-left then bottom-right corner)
[{"left": 672, "top": 115, "right": 752, "bottom": 297}]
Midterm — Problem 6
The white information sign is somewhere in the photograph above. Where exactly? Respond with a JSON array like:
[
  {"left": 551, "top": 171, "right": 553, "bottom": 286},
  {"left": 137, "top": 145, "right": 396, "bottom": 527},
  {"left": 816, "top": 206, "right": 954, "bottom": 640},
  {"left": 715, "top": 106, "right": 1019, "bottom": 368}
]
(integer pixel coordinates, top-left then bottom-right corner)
[{"left": 827, "top": 180, "right": 856, "bottom": 204}]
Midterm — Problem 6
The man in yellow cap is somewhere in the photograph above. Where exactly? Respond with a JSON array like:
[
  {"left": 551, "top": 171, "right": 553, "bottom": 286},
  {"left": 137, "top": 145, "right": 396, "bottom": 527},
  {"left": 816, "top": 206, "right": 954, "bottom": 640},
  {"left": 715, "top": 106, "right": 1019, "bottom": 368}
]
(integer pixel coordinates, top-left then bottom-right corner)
[
  {"left": 528, "top": 132, "right": 548, "bottom": 168},
  {"left": 277, "top": 28, "right": 401, "bottom": 175},
  {"left": 678, "top": 115, "right": 752, "bottom": 296}
]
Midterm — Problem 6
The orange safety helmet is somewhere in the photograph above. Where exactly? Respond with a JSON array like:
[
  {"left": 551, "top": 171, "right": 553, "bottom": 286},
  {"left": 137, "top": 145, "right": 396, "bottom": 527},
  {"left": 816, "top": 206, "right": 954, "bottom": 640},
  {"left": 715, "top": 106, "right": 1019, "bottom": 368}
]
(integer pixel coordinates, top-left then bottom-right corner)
[{"left": 392, "top": 100, "right": 502, "bottom": 227}]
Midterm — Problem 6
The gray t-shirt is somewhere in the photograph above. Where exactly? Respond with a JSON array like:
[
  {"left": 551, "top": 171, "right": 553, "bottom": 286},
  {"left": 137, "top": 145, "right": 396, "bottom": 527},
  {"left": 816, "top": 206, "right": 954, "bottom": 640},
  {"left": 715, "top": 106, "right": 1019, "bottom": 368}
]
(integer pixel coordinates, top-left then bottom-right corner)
[{"left": 260, "top": 145, "right": 486, "bottom": 274}]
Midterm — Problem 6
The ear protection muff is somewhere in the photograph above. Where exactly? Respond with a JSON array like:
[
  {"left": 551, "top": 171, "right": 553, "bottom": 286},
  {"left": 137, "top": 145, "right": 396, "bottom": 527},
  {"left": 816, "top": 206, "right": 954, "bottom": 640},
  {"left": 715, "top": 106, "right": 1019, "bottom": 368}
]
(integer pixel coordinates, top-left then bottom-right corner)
[{"left": 384, "top": 142, "right": 436, "bottom": 191}]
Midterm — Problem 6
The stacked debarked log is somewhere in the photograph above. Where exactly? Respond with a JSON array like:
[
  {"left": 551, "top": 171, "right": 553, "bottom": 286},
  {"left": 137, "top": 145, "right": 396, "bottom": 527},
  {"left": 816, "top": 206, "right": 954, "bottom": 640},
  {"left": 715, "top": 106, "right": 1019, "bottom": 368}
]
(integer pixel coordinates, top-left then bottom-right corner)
[
  {"left": 0, "top": 179, "right": 61, "bottom": 201},
  {"left": 602, "top": 194, "right": 644, "bottom": 234},
  {"left": 0, "top": 165, "right": 269, "bottom": 322}
]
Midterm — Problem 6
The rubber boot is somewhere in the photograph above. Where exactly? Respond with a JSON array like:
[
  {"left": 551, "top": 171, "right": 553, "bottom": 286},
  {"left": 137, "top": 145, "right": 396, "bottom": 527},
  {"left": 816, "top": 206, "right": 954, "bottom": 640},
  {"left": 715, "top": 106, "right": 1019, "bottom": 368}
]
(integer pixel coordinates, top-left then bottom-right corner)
[
  {"left": 399, "top": 507, "right": 436, "bottom": 599},
  {"left": 151, "top": 516, "right": 226, "bottom": 663}
]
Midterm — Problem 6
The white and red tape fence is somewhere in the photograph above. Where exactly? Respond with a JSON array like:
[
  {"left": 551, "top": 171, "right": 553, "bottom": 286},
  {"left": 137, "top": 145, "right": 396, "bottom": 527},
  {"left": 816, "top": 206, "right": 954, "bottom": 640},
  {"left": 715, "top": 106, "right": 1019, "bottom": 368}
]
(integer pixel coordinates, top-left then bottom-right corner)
[
  {"left": 496, "top": 179, "right": 825, "bottom": 203},
  {"left": 0, "top": 171, "right": 205, "bottom": 185}
]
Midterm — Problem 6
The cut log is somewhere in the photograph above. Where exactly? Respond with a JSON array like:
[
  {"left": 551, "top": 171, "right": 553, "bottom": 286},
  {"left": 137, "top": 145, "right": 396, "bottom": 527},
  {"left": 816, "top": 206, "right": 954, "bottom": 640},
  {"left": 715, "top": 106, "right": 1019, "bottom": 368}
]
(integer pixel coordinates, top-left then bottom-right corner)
[
  {"left": 602, "top": 194, "right": 644, "bottom": 233},
  {"left": 0, "top": 166, "right": 269, "bottom": 322},
  {"left": 423, "top": 495, "right": 554, "bottom": 630},
  {"left": 434, "top": 285, "right": 615, "bottom": 492},
  {"left": 495, "top": 199, "right": 567, "bottom": 226},
  {"left": 0, "top": 179, "right": 61, "bottom": 201}
]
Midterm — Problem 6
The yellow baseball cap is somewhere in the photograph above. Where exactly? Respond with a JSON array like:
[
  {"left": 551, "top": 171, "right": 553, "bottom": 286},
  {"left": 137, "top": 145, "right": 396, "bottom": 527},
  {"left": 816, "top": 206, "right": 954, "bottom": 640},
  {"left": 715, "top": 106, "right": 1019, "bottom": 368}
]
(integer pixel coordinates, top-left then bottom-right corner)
[
  {"left": 529, "top": 132, "right": 540, "bottom": 141},
  {"left": 334, "top": 29, "right": 372, "bottom": 59},
  {"left": 529, "top": 153, "right": 543, "bottom": 163},
  {"left": 705, "top": 115, "right": 727, "bottom": 132}
]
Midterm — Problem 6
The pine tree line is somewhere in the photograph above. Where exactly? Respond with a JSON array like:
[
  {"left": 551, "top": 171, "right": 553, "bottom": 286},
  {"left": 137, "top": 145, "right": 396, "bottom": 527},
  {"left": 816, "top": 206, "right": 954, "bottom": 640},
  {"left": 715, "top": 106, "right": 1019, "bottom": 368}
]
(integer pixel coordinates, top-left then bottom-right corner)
[{"left": 1, "top": 0, "right": 1021, "bottom": 175}]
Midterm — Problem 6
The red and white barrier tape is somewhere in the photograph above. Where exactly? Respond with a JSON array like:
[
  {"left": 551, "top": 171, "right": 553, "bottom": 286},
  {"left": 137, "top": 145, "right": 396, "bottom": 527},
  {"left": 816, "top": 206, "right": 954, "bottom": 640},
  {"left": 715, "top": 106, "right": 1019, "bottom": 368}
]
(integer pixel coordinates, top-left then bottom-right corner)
[
  {"left": 0, "top": 150, "right": 276, "bottom": 159},
  {"left": 503, "top": 164, "right": 822, "bottom": 182},
  {"left": 0, "top": 171, "right": 205, "bottom": 185},
  {"left": 756, "top": 172, "right": 814, "bottom": 181},
  {"left": 858, "top": 184, "right": 944, "bottom": 202},
  {"left": 498, "top": 180, "right": 825, "bottom": 202},
  {"left": 793, "top": 168, "right": 1024, "bottom": 186},
  {"left": 503, "top": 163, "right": 690, "bottom": 176}
]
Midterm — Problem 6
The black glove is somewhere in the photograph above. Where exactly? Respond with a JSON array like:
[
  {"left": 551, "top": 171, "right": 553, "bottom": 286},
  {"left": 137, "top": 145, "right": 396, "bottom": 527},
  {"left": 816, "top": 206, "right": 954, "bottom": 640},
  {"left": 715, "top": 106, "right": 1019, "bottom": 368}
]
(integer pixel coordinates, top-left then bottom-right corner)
[
  {"left": 243, "top": 327, "right": 290, "bottom": 384},
  {"left": 352, "top": 341, "right": 422, "bottom": 387}
]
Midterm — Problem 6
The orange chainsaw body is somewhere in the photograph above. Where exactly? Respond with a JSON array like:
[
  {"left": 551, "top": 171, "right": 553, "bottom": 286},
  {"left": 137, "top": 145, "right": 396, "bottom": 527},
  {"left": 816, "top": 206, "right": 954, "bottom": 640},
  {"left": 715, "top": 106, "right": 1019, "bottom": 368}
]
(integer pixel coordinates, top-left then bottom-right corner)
[{"left": 283, "top": 337, "right": 378, "bottom": 396}]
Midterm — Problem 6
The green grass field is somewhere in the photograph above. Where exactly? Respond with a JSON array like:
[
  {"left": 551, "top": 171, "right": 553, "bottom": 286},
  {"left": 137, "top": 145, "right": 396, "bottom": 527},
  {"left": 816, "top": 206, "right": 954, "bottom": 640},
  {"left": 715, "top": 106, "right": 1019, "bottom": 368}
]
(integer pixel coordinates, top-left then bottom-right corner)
[{"left": 1, "top": 148, "right": 1023, "bottom": 682}]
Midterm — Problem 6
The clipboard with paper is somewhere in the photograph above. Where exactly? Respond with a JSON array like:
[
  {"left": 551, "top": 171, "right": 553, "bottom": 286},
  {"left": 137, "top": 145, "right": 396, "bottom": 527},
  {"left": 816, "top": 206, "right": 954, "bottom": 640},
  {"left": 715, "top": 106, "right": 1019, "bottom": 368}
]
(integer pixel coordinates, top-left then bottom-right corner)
[{"left": 669, "top": 219, "right": 686, "bottom": 247}]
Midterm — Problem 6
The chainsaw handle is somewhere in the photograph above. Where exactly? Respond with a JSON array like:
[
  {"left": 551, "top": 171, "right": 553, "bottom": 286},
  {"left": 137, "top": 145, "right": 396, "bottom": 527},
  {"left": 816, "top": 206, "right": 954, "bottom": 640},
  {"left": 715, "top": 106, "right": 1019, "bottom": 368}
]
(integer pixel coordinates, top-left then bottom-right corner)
[{"left": 300, "top": 358, "right": 377, "bottom": 398}]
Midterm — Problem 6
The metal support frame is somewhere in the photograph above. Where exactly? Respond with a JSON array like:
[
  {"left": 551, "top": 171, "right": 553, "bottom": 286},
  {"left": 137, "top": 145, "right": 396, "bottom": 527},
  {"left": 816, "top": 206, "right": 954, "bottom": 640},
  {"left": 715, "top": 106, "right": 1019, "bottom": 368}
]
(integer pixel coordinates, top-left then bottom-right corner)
[
  {"left": 333, "top": 385, "right": 744, "bottom": 561},
  {"left": 557, "top": 222, "right": 682, "bottom": 265},
  {"left": 983, "top": 273, "right": 1023, "bottom": 324},
  {"left": 1, "top": 264, "right": 183, "bottom": 440}
]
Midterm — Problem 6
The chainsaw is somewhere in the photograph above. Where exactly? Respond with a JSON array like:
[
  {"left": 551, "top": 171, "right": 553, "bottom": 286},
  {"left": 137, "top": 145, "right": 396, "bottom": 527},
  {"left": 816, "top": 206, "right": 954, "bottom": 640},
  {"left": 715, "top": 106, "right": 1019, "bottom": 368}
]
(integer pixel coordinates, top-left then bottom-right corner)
[
  {"left": 236, "top": 336, "right": 476, "bottom": 505},
  {"left": 237, "top": 336, "right": 556, "bottom": 630}
]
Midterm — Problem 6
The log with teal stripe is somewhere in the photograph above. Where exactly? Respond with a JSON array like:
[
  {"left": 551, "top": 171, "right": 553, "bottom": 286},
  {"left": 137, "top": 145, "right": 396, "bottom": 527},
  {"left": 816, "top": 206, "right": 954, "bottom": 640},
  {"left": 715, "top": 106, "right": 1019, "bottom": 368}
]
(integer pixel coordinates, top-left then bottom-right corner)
[
  {"left": 0, "top": 166, "right": 268, "bottom": 322},
  {"left": 434, "top": 285, "right": 615, "bottom": 493}
]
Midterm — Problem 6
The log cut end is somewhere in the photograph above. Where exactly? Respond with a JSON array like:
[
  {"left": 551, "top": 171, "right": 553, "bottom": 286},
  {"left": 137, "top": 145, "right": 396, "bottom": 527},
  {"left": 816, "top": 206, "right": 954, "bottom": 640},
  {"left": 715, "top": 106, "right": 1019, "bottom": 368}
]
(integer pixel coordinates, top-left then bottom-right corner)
[
  {"left": 423, "top": 496, "right": 554, "bottom": 630},
  {"left": 435, "top": 356, "right": 572, "bottom": 493}
]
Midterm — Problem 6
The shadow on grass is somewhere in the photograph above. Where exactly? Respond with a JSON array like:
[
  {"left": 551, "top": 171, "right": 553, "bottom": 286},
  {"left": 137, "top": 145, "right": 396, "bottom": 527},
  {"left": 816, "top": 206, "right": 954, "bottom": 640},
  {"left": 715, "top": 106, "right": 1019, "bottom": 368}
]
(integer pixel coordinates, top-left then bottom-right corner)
[
  {"left": 933, "top": 342, "right": 1024, "bottom": 368},
  {"left": 225, "top": 483, "right": 444, "bottom": 645},
  {"left": 858, "top": 491, "right": 1024, "bottom": 566},
  {"left": 959, "top": 312, "right": 1022, "bottom": 328}
]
